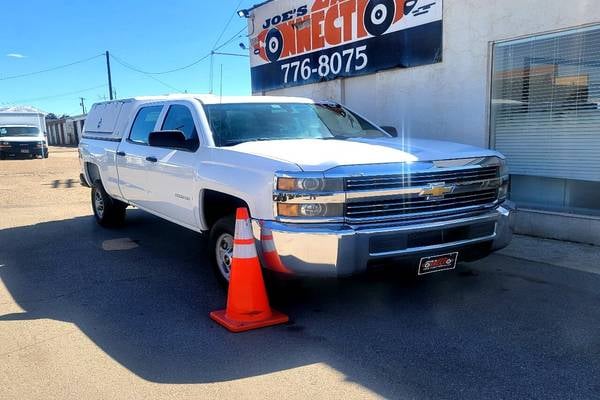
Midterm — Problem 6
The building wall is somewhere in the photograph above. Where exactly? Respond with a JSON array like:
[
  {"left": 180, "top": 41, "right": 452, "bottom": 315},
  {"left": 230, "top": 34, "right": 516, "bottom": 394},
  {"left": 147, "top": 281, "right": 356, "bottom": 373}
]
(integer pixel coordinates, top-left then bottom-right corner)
[
  {"left": 46, "top": 115, "right": 86, "bottom": 146},
  {"left": 266, "top": 0, "right": 600, "bottom": 148}
]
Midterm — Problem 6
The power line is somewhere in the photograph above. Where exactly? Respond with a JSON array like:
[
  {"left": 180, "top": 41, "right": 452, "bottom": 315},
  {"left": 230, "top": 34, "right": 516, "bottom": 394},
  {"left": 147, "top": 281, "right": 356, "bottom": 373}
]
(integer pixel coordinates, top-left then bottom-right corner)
[
  {"left": 110, "top": 52, "right": 212, "bottom": 76},
  {"left": 108, "top": 55, "right": 185, "bottom": 93},
  {"left": 0, "top": 53, "right": 104, "bottom": 81},
  {"left": 109, "top": 26, "right": 246, "bottom": 76},
  {"left": 141, "top": 73, "right": 185, "bottom": 93},
  {"left": 1, "top": 84, "right": 107, "bottom": 104},
  {"left": 214, "top": 26, "right": 247, "bottom": 52},
  {"left": 213, "top": 51, "right": 249, "bottom": 58},
  {"left": 212, "top": 0, "right": 246, "bottom": 50}
]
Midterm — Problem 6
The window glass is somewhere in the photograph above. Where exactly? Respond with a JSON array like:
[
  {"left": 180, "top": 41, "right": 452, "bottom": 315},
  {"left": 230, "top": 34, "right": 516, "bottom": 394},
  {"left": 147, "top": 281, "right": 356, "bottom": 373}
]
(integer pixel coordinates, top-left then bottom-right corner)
[
  {"left": 129, "top": 106, "right": 162, "bottom": 144},
  {"left": 491, "top": 25, "right": 600, "bottom": 216},
  {"left": 203, "top": 103, "right": 386, "bottom": 147},
  {"left": 161, "top": 104, "right": 199, "bottom": 150},
  {"left": 0, "top": 127, "right": 40, "bottom": 137}
]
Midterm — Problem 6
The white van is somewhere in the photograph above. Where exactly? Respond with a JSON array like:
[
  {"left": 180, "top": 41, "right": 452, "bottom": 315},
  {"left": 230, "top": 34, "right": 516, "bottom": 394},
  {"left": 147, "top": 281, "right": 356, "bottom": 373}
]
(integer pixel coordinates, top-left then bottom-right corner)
[{"left": 0, "top": 106, "right": 48, "bottom": 159}]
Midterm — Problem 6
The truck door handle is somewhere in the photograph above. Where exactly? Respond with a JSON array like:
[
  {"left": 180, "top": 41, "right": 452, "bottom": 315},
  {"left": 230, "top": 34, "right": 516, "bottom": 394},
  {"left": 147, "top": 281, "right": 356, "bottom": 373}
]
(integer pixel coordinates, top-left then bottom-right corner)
[
  {"left": 146, "top": 156, "right": 158, "bottom": 163},
  {"left": 116, "top": 151, "right": 126, "bottom": 157}
]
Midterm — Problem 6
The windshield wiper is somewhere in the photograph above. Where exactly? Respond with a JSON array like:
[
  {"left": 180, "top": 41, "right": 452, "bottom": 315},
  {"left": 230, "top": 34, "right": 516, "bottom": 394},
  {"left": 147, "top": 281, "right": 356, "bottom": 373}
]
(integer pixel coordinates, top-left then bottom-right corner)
[
  {"left": 222, "top": 137, "right": 309, "bottom": 146},
  {"left": 221, "top": 137, "right": 281, "bottom": 146},
  {"left": 221, "top": 136, "right": 353, "bottom": 146},
  {"left": 321, "top": 136, "right": 352, "bottom": 140}
]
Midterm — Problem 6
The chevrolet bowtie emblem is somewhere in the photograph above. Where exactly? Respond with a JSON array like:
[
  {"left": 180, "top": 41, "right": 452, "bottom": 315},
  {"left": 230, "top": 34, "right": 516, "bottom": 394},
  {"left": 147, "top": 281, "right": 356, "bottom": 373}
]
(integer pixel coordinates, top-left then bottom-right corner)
[{"left": 419, "top": 183, "right": 455, "bottom": 198}]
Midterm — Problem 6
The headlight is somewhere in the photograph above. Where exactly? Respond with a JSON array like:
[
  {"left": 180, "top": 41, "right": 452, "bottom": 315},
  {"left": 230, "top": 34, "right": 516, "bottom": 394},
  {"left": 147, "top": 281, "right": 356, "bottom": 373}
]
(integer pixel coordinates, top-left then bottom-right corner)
[
  {"left": 498, "top": 182, "right": 509, "bottom": 201},
  {"left": 0, "top": 141, "right": 9, "bottom": 146},
  {"left": 277, "top": 203, "right": 343, "bottom": 218},
  {"left": 275, "top": 174, "right": 344, "bottom": 221},
  {"left": 498, "top": 158, "right": 509, "bottom": 177},
  {"left": 276, "top": 176, "right": 343, "bottom": 192}
]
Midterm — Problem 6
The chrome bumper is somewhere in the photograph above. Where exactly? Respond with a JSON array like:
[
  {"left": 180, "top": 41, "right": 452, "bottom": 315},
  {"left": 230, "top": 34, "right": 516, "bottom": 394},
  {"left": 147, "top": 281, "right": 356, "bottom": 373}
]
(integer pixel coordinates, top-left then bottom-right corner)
[{"left": 253, "top": 202, "right": 515, "bottom": 277}]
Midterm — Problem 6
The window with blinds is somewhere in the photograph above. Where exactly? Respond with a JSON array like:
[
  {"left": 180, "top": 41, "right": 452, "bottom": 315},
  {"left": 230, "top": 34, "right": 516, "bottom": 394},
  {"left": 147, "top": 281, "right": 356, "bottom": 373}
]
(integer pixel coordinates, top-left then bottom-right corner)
[{"left": 491, "top": 25, "right": 600, "bottom": 183}]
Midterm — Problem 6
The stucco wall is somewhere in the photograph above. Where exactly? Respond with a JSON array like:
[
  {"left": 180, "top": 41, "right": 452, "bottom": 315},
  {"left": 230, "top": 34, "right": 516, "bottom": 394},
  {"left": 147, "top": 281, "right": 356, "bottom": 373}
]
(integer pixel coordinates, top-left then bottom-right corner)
[{"left": 265, "top": 0, "right": 600, "bottom": 147}]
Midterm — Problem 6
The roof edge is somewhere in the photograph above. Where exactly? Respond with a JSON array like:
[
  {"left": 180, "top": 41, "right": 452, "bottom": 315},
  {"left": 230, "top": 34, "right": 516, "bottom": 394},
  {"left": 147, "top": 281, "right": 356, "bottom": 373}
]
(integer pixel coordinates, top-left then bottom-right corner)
[{"left": 244, "top": 0, "right": 275, "bottom": 13}]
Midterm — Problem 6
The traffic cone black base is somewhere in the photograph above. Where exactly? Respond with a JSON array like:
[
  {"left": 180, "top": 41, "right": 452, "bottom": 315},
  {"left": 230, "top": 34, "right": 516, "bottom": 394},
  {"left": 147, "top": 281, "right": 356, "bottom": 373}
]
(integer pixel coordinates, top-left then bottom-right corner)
[{"left": 210, "top": 309, "right": 289, "bottom": 333}]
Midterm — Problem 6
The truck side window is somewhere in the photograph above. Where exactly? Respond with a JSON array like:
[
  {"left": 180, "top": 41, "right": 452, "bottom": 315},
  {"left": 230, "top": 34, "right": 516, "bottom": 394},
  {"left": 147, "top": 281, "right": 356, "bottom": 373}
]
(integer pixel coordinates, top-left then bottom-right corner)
[
  {"left": 129, "top": 106, "right": 162, "bottom": 145},
  {"left": 161, "top": 105, "right": 199, "bottom": 151}
]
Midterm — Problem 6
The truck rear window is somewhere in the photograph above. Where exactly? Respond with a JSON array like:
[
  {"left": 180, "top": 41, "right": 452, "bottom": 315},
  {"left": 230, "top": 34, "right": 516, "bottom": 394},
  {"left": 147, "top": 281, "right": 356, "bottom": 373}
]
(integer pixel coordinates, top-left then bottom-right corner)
[{"left": 203, "top": 103, "right": 387, "bottom": 147}]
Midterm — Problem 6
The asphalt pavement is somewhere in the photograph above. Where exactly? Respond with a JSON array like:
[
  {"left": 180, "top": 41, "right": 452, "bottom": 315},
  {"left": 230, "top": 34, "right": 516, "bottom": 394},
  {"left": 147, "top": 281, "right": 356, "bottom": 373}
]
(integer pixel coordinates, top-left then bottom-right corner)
[{"left": 1, "top": 147, "right": 599, "bottom": 399}]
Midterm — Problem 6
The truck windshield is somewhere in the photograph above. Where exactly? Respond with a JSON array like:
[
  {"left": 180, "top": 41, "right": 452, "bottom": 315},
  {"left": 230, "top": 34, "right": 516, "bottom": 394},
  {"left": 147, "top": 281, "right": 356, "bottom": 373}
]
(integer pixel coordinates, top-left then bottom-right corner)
[
  {"left": 0, "top": 127, "right": 40, "bottom": 137},
  {"left": 203, "top": 103, "right": 389, "bottom": 147}
]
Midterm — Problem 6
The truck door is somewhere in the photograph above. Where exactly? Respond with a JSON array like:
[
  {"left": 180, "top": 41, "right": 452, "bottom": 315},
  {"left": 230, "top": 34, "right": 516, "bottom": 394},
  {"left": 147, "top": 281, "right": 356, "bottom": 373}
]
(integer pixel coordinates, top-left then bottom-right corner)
[
  {"left": 116, "top": 105, "right": 163, "bottom": 208},
  {"left": 143, "top": 103, "right": 200, "bottom": 228}
]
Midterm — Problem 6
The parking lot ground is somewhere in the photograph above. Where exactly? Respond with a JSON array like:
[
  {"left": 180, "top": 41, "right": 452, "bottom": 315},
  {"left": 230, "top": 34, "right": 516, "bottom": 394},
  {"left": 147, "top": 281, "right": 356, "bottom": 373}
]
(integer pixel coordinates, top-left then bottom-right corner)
[{"left": 1, "top": 147, "right": 600, "bottom": 399}]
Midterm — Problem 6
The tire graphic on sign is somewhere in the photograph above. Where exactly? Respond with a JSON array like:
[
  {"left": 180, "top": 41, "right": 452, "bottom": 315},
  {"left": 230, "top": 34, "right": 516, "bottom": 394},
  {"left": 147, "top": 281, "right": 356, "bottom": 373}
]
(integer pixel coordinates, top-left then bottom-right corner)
[
  {"left": 404, "top": 0, "right": 418, "bottom": 15},
  {"left": 364, "top": 0, "right": 396, "bottom": 36},
  {"left": 265, "top": 28, "right": 283, "bottom": 62}
]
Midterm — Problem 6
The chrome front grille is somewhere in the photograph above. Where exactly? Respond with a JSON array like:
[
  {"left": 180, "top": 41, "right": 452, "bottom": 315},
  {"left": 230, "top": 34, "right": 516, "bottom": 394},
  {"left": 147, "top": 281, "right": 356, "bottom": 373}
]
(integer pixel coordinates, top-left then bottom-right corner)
[
  {"left": 346, "top": 189, "right": 498, "bottom": 221},
  {"left": 345, "top": 166, "right": 501, "bottom": 223},
  {"left": 345, "top": 166, "right": 499, "bottom": 191}
]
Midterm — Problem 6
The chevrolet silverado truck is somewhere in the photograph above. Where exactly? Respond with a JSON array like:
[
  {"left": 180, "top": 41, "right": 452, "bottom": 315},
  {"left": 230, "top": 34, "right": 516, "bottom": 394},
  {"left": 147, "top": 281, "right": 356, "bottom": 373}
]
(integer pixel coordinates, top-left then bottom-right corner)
[{"left": 79, "top": 94, "right": 513, "bottom": 283}]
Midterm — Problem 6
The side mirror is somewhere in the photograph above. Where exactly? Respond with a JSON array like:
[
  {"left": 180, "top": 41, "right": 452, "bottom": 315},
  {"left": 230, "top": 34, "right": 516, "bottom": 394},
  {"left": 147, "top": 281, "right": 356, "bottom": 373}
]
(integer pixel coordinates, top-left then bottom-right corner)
[
  {"left": 148, "top": 130, "right": 188, "bottom": 150},
  {"left": 380, "top": 126, "right": 398, "bottom": 137}
]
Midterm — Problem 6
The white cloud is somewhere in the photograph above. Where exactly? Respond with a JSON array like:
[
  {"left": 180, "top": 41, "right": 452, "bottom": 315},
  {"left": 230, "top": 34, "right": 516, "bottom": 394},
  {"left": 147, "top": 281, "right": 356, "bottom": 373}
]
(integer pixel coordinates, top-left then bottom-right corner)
[{"left": 6, "top": 53, "right": 26, "bottom": 59}]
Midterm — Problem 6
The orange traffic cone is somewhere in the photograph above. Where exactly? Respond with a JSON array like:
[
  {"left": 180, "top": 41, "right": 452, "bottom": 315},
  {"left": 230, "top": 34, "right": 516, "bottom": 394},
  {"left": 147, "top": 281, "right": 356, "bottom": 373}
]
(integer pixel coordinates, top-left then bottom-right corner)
[
  {"left": 260, "top": 223, "right": 291, "bottom": 274},
  {"left": 210, "top": 208, "right": 289, "bottom": 332}
]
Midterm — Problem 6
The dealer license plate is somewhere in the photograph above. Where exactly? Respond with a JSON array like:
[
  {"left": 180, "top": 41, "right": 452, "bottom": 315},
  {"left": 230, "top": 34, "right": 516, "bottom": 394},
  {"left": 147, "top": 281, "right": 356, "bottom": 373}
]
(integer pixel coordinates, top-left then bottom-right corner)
[
  {"left": 418, "top": 252, "right": 458, "bottom": 275},
  {"left": 20, "top": 149, "right": 29, "bottom": 153}
]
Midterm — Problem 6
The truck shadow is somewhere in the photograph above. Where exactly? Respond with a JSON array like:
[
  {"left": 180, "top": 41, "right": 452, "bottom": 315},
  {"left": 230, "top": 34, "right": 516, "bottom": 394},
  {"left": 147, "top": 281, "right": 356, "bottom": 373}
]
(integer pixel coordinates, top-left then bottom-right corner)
[{"left": 1, "top": 211, "right": 600, "bottom": 398}]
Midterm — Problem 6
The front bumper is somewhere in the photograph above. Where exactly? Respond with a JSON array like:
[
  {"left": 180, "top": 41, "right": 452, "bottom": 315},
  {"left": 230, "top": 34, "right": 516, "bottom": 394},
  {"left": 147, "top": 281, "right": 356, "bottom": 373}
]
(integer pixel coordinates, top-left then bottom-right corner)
[
  {"left": 0, "top": 142, "right": 47, "bottom": 157},
  {"left": 253, "top": 202, "right": 515, "bottom": 277}
]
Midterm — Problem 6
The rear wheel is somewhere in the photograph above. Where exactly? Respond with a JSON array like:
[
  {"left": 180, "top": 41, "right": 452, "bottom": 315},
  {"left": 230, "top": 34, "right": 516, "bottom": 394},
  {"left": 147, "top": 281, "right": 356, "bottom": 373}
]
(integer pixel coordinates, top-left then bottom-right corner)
[{"left": 91, "top": 180, "right": 127, "bottom": 227}]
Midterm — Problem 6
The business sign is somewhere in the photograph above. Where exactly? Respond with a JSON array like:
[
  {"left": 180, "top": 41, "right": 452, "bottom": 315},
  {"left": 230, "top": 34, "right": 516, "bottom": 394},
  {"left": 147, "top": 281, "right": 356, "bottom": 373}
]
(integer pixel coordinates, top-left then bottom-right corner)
[{"left": 249, "top": 0, "right": 443, "bottom": 92}]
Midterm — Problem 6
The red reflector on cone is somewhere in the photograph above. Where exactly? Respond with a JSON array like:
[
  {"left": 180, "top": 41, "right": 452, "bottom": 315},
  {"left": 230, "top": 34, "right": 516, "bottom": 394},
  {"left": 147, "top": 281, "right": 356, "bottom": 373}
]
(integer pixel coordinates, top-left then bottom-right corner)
[{"left": 260, "top": 224, "right": 291, "bottom": 274}]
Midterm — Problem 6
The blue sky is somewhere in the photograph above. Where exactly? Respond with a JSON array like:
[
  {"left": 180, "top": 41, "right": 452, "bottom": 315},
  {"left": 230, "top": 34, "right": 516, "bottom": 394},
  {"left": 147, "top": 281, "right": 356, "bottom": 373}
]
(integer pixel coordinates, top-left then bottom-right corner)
[{"left": 0, "top": 0, "right": 253, "bottom": 115}]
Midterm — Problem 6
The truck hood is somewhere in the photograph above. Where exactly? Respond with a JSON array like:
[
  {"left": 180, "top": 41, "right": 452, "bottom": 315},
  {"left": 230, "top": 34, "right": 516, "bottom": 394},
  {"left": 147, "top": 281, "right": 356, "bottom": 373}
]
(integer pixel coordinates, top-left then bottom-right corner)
[{"left": 231, "top": 138, "right": 502, "bottom": 171}]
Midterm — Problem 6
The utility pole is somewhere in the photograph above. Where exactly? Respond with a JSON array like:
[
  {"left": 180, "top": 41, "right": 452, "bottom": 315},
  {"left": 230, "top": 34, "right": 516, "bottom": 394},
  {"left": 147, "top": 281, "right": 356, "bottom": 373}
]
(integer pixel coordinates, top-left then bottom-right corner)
[
  {"left": 79, "top": 97, "right": 86, "bottom": 114},
  {"left": 219, "top": 64, "right": 223, "bottom": 102},
  {"left": 105, "top": 51, "right": 114, "bottom": 100},
  {"left": 209, "top": 51, "right": 215, "bottom": 94},
  {"left": 209, "top": 51, "right": 248, "bottom": 94}
]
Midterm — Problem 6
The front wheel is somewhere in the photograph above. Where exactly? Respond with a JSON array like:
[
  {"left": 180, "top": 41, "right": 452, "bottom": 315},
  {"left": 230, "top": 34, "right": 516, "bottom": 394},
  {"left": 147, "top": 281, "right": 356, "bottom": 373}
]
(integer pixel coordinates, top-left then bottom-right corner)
[
  {"left": 91, "top": 180, "right": 127, "bottom": 227},
  {"left": 209, "top": 215, "right": 235, "bottom": 286}
]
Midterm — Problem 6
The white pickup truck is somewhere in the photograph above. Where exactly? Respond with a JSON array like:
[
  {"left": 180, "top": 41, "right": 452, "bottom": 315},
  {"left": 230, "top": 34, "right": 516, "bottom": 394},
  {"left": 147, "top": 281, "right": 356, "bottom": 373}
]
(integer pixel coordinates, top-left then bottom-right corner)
[{"left": 79, "top": 94, "right": 513, "bottom": 283}]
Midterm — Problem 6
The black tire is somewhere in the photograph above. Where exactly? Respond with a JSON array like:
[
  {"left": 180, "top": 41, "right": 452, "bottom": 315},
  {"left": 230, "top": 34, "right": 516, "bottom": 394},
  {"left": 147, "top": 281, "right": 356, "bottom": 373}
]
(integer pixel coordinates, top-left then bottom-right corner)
[
  {"left": 209, "top": 215, "right": 236, "bottom": 286},
  {"left": 91, "top": 180, "right": 127, "bottom": 227},
  {"left": 364, "top": 0, "right": 395, "bottom": 36},
  {"left": 265, "top": 28, "right": 284, "bottom": 62}
]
